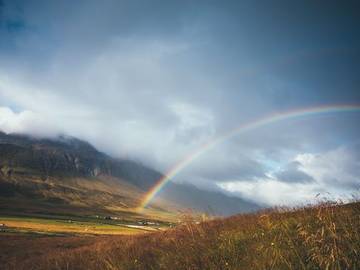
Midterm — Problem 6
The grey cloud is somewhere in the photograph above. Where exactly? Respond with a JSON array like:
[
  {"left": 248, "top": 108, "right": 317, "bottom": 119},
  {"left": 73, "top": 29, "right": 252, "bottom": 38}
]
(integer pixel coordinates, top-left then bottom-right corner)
[
  {"left": 275, "top": 161, "right": 315, "bottom": 184},
  {"left": 173, "top": 143, "right": 270, "bottom": 184},
  {"left": 194, "top": 157, "right": 268, "bottom": 182}
]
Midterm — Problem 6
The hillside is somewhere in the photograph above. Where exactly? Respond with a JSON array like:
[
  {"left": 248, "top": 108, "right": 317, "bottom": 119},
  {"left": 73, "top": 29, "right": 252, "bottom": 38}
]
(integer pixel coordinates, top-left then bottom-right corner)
[
  {"left": 160, "top": 182, "right": 259, "bottom": 216},
  {"left": 0, "top": 131, "right": 259, "bottom": 218},
  {"left": 2, "top": 201, "right": 359, "bottom": 270}
]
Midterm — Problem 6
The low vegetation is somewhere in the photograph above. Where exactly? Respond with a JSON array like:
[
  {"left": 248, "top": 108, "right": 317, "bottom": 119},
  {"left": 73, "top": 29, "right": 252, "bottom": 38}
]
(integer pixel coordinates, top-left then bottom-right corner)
[
  {"left": 0, "top": 215, "right": 152, "bottom": 235},
  {"left": 2, "top": 201, "right": 360, "bottom": 270}
]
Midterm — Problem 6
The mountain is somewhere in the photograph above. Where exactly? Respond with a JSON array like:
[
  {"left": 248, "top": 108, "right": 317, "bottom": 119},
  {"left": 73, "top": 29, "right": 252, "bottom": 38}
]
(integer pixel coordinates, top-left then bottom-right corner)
[
  {"left": 160, "top": 182, "right": 259, "bottom": 216},
  {"left": 0, "top": 132, "right": 159, "bottom": 189},
  {"left": 0, "top": 131, "right": 259, "bottom": 217}
]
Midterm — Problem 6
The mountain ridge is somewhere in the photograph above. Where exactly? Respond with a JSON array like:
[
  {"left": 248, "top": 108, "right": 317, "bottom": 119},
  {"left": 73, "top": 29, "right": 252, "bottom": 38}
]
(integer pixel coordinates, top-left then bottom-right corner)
[{"left": 0, "top": 131, "right": 259, "bottom": 216}]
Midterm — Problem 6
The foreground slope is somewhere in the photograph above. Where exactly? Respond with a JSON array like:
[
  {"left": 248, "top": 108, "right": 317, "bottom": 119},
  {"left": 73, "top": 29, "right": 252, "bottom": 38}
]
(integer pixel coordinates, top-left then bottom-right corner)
[{"left": 2, "top": 201, "right": 359, "bottom": 270}]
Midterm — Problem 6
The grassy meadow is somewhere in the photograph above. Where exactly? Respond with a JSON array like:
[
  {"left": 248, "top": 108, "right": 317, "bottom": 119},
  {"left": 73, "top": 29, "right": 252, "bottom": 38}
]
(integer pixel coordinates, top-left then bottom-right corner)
[
  {"left": 1, "top": 201, "right": 359, "bottom": 270},
  {"left": 0, "top": 215, "right": 155, "bottom": 235}
]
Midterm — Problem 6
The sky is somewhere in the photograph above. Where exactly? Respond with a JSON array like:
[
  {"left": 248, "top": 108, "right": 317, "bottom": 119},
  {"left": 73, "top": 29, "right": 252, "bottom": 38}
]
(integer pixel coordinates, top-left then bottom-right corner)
[{"left": 0, "top": 0, "right": 359, "bottom": 206}]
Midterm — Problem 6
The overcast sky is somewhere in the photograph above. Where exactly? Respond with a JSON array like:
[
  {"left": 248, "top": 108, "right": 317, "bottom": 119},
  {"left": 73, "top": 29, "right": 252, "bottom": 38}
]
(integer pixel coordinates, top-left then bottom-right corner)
[{"left": 0, "top": 0, "right": 359, "bottom": 206}]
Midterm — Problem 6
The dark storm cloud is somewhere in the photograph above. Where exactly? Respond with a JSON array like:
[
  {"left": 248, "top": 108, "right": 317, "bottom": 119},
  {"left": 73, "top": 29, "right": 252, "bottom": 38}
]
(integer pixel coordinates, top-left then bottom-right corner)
[{"left": 0, "top": 0, "right": 359, "bottom": 204}]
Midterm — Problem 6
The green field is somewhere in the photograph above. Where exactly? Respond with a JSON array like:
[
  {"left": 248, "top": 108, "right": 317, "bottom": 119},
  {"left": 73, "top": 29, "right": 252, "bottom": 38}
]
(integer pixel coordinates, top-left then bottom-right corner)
[{"left": 0, "top": 214, "right": 169, "bottom": 236}]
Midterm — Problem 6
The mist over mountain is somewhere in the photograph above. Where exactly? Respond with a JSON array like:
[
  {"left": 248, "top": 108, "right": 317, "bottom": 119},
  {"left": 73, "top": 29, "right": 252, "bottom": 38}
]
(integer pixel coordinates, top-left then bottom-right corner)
[{"left": 0, "top": 131, "right": 259, "bottom": 216}]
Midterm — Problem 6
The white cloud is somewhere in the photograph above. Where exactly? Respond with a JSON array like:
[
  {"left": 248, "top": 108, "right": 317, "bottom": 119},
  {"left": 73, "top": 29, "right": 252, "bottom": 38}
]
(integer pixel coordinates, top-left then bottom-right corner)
[
  {"left": 218, "top": 144, "right": 360, "bottom": 206},
  {"left": 295, "top": 145, "right": 360, "bottom": 189},
  {"left": 219, "top": 179, "right": 322, "bottom": 206},
  {"left": 0, "top": 106, "right": 59, "bottom": 137}
]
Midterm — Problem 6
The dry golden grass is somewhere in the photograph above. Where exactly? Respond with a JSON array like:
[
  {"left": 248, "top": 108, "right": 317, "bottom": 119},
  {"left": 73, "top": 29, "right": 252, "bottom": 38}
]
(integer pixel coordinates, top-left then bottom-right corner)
[{"left": 2, "top": 201, "right": 360, "bottom": 270}]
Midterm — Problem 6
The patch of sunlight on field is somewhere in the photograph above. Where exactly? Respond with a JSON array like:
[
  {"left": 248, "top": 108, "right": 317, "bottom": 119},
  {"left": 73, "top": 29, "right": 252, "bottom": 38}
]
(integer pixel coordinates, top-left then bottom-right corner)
[
  {"left": 139, "top": 207, "right": 181, "bottom": 223},
  {"left": 0, "top": 216, "right": 147, "bottom": 235}
]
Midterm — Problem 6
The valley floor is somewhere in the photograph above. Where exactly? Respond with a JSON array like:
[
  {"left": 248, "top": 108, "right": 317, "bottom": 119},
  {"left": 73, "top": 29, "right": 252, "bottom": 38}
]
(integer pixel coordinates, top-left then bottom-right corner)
[
  {"left": 0, "top": 215, "right": 158, "bottom": 236},
  {"left": 1, "top": 201, "right": 360, "bottom": 270}
]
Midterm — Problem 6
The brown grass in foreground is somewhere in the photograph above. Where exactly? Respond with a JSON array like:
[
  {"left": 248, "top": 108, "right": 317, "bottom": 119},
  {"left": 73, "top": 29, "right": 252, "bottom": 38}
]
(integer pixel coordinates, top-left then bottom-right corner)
[{"left": 3, "top": 201, "right": 360, "bottom": 270}]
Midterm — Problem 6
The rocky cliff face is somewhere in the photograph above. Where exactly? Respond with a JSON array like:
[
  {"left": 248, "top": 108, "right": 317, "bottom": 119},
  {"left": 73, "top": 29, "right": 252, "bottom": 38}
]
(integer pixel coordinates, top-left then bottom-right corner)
[
  {"left": 0, "top": 132, "right": 105, "bottom": 178},
  {"left": 0, "top": 132, "right": 159, "bottom": 189}
]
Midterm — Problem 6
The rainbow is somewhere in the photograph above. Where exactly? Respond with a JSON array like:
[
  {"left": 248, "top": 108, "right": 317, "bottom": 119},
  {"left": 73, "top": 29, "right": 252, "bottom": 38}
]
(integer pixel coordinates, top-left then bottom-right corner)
[{"left": 137, "top": 104, "right": 360, "bottom": 212}]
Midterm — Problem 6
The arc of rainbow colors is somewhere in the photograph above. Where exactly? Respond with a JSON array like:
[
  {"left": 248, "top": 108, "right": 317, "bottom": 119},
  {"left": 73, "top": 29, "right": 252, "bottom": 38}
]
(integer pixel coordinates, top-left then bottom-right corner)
[{"left": 137, "top": 104, "right": 360, "bottom": 212}]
